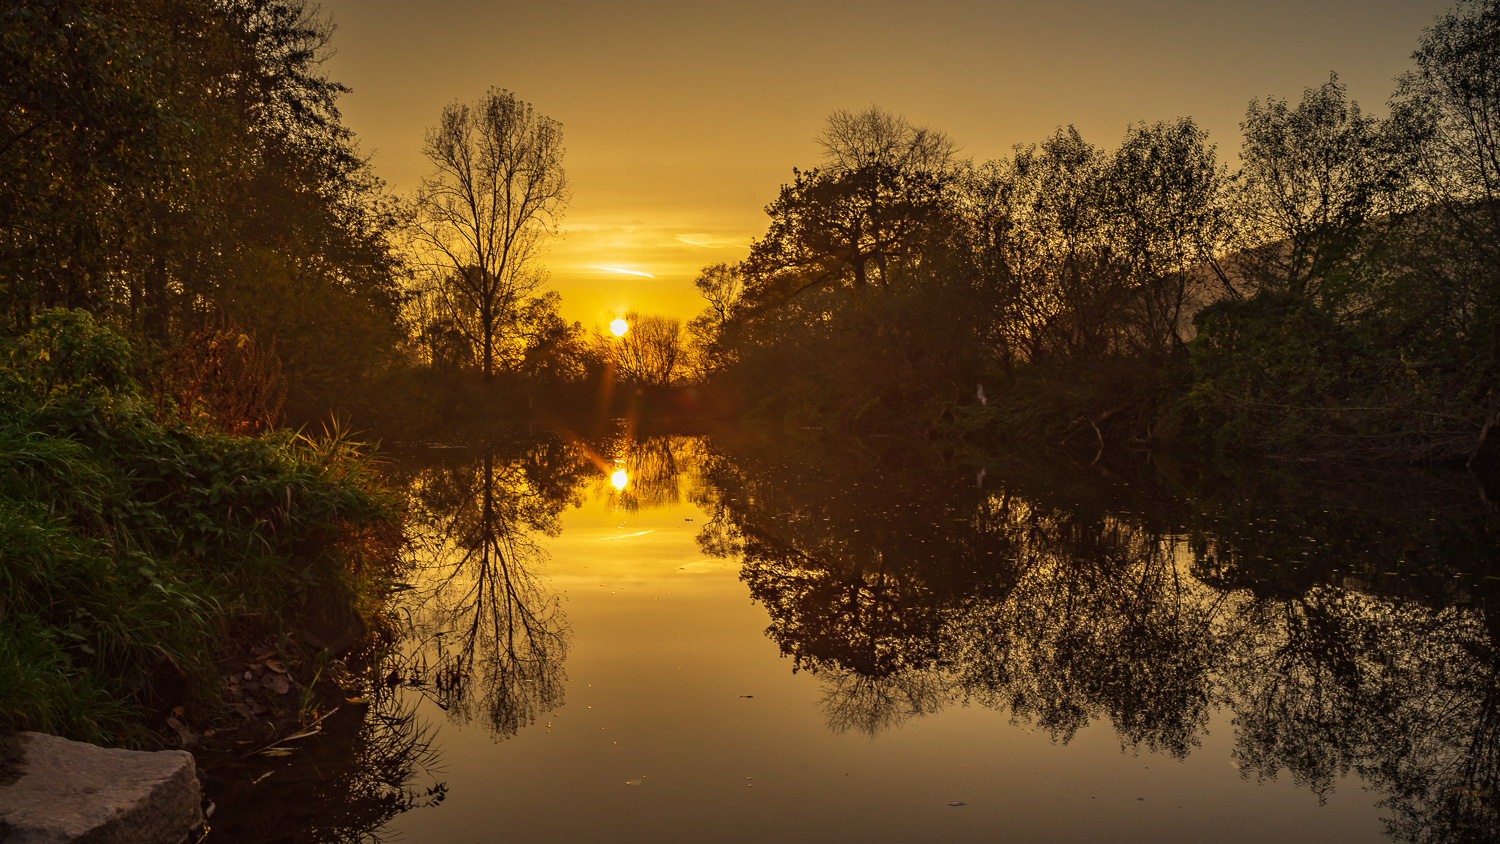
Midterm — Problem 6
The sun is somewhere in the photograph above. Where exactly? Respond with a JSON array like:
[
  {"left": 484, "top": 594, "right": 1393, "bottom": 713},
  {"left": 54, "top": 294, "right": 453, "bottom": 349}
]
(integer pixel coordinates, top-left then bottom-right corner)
[
  {"left": 610, "top": 318, "right": 629, "bottom": 337},
  {"left": 610, "top": 469, "right": 629, "bottom": 490}
]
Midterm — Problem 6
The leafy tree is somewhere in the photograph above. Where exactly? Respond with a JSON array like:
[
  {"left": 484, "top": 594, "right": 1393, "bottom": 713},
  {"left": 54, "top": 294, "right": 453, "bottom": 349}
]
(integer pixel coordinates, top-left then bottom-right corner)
[
  {"left": 509, "top": 291, "right": 589, "bottom": 385},
  {"left": 1106, "top": 118, "right": 1232, "bottom": 351},
  {"left": 685, "top": 262, "right": 745, "bottom": 379},
  {"left": 0, "top": 0, "right": 226, "bottom": 330},
  {"left": 1395, "top": 0, "right": 1500, "bottom": 264},
  {"left": 0, "top": 0, "right": 409, "bottom": 419},
  {"left": 1227, "top": 75, "right": 1405, "bottom": 305},
  {"left": 962, "top": 123, "right": 1226, "bottom": 364},
  {"left": 742, "top": 107, "right": 959, "bottom": 308}
]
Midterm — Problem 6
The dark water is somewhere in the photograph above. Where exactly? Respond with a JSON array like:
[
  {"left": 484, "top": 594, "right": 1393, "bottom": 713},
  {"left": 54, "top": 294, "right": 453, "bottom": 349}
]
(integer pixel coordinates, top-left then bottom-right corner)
[{"left": 215, "top": 427, "right": 1500, "bottom": 843}]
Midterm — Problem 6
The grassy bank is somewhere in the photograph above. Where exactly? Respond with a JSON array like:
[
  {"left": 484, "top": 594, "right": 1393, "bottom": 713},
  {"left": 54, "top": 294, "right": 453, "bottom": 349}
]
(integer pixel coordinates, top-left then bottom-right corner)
[{"left": 0, "top": 311, "right": 406, "bottom": 746}]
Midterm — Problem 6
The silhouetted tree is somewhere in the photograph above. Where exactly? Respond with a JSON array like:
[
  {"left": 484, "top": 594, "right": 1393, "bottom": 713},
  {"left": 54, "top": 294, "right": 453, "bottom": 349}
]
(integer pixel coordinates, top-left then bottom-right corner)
[
  {"left": 607, "top": 311, "right": 686, "bottom": 388},
  {"left": 1395, "top": 0, "right": 1500, "bottom": 265},
  {"left": 685, "top": 262, "right": 745, "bottom": 379},
  {"left": 1228, "top": 75, "right": 1404, "bottom": 305},
  {"left": 742, "top": 107, "right": 959, "bottom": 307},
  {"left": 410, "top": 88, "right": 569, "bottom": 380}
]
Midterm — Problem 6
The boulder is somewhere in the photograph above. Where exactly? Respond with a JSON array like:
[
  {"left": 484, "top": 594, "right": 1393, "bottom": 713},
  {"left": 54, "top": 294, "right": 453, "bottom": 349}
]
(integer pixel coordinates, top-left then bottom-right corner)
[{"left": 0, "top": 731, "right": 202, "bottom": 843}]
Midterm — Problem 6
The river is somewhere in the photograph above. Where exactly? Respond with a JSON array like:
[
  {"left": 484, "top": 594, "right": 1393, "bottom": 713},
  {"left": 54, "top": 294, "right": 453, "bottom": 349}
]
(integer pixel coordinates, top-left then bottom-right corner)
[{"left": 209, "top": 424, "right": 1500, "bottom": 843}]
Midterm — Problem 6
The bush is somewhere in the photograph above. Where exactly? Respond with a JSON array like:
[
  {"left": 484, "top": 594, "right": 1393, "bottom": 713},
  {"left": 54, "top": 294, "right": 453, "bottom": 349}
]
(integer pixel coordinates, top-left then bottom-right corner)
[{"left": 0, "top": 310, "right": 405, "bottom": 744}]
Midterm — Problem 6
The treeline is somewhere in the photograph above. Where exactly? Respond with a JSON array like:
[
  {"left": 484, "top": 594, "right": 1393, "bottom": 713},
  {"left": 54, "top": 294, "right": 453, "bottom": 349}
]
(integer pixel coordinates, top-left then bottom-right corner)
[
  {"left": 1, "top": 1, "right": 413, "bottom": 743},
  {"left": 2, "top": 0, "right": 408, "bottom": 421},
  {"left": 9, "top": 1, "right": 1499, "bottom": 461},
  {"left": 680, "top": 0, "right": 1500, "bottom": 464},
  {"left": 0, "top": 0, "right": 703, "bottom": 428}
]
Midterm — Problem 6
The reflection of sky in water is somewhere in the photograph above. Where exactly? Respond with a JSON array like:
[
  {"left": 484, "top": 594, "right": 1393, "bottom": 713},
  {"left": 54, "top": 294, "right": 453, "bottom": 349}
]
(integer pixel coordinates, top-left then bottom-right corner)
[{"left": 379, "top": 434, "right": 1479, "bottom": 844}]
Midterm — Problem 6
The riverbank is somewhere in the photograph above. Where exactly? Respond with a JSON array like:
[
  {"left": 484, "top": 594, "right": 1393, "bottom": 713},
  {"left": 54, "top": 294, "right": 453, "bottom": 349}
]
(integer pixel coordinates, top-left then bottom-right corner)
[{"left": 0, "top": 311, "right": 406, "bottom": 749}]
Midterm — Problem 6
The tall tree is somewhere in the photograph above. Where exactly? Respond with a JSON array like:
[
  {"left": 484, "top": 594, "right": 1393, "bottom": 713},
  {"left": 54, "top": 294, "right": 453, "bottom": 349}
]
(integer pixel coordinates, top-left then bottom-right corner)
[
  {"left": 742, "top": 107, "right": 958, "bottom": 308},
  {"left": 1106, "top": 118, "right": 1231, "bottom": 351},
  {"left": 0, "top": 0, "right": 409, "bottom": 418},
  {"left": 1395, "top": 0, "right": 1500, "bottom": 264},
  {"left": 410, "top": 88, "right": 569, "bottom": 380},
  {"left": 1228, "top": 75, "right": 1400, "bottom": 304}
]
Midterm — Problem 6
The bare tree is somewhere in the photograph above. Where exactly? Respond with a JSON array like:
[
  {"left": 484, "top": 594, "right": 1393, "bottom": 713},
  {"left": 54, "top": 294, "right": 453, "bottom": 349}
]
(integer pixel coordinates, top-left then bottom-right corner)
[
  {"left": 610, "top": 311, "right": 685, "bottom": 388},
  {"left": 817, "top": 106, "right": 958, "bottom": 175},
  {"left": 410, "top": 88, "right": 568, "bottom": 379}
]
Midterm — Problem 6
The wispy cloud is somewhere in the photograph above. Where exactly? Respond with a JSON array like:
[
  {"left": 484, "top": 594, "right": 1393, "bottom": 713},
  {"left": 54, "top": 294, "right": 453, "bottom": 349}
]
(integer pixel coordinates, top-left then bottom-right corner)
[
  {"left": 677, "top": 232, "right": 748, "bottom": 249},
  {"left": 588, "top": 266, "right": 657, "bottom": 278}
]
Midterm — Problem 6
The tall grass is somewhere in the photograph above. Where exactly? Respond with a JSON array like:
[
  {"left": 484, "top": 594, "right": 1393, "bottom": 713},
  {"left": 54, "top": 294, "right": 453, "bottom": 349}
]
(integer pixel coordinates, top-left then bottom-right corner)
[{"left": 0, "top": 310, "right": 405, "bottom": 745}]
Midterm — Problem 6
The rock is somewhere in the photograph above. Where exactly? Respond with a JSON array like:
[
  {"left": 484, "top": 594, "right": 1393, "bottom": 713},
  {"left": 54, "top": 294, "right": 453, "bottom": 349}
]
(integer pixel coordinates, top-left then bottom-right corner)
[{"left": 0, "top": 731, "right": 202, "bottom": 843}]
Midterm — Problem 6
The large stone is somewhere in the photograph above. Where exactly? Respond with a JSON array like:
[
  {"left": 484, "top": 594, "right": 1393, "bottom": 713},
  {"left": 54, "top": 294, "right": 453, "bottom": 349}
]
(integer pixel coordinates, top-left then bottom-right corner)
[{"left": 0, "top": 731, "right": 202, "bottom": 843}]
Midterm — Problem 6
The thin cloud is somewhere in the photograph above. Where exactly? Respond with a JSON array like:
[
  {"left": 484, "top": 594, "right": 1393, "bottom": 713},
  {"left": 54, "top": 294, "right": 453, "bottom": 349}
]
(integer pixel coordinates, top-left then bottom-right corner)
[
  {"left": 589, "top": 266, "right": 657, "bottom": 278},
  {"left": 676, "top": 233, "right": 747, "bottom": 249}
]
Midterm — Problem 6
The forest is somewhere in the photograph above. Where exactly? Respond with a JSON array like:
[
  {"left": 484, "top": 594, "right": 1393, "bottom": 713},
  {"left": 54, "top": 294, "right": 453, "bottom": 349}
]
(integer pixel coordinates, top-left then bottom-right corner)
[{"left": 3, "top": 0, "right": 1500, "bottom": 745}]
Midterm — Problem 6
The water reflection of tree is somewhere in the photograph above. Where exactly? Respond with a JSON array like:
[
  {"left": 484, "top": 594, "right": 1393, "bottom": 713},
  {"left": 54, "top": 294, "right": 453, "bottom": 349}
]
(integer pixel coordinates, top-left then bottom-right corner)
[
  {"left": 604, "top": 435, "right": 705, "bottom": 511},
  {"left": 305, "top": 695, "right": 448, "bottom": 843},
  {"left": 390, "top": 439, "right": 589, "bottom": 740},
  {"left": 209, "top": 693, "right": 446, "bottom": 843},
  {"left": 696, "top": 434, "right": 1500, "bottom": 842},
  {"left": 953, "top": 500, "right": 1222, "bottom": 757}
]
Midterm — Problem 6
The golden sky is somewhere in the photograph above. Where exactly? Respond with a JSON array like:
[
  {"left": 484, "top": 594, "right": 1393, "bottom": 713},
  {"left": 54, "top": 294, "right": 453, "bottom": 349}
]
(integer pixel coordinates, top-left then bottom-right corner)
[{"left": 318, "top": 0, "right": 1452, "bottom": 327}]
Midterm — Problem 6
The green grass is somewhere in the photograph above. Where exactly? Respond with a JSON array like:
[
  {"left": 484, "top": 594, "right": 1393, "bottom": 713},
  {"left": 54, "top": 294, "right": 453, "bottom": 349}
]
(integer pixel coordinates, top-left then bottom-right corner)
[{"left": 0, "top": 310, "right": 405, "bottom": 745}]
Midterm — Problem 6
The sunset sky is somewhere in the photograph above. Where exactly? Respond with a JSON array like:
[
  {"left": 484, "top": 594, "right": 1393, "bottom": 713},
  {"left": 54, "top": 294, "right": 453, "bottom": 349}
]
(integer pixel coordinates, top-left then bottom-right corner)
[{"left": 318, "top": 0, "right": 1453, "bottom": 328}]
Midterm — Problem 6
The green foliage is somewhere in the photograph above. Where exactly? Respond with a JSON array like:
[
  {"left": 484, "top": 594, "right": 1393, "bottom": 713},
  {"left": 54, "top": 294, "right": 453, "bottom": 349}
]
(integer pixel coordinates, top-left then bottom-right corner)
[
  {"left": 0, "top": 311, "right": 404, "bottom": 743},
  {"left": 1, "top": 0, "right": 408, "bottom": 420},
  {"left": 1186, "top": 292, "right": 1487, "bottom": 460},
  {"left": 2, "top": 309, "right": 137, "bottom": 402}
]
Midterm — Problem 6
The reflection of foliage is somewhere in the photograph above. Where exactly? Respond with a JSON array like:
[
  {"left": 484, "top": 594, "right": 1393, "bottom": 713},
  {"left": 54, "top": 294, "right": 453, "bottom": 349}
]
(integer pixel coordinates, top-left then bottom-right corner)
[
  {"left": 385, "top": 438, "right": 589, "bottom": 740},
  {"left": 696, "top": 432, "right": 1500, "bottom": 843},
  {"left": 953, "top": 505, "right": 1220, "bottom": 757},
  {"left": 207, "top": 693, "right": 446, "bottom": 844}
]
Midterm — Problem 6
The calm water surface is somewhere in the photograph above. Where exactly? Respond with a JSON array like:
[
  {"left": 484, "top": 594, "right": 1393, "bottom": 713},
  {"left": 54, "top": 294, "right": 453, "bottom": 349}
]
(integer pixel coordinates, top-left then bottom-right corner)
[{"left": 266, "top": 427, "right": 1500, "bottom": 843}]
